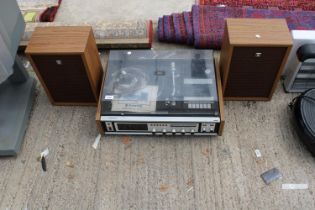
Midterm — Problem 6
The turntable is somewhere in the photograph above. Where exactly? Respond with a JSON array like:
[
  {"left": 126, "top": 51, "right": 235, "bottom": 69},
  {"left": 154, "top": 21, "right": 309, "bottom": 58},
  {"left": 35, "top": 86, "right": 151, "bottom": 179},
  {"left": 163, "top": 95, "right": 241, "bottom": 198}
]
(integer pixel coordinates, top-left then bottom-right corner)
[{"left": 96, "top": 50, "right": 224, "bottom": 135}]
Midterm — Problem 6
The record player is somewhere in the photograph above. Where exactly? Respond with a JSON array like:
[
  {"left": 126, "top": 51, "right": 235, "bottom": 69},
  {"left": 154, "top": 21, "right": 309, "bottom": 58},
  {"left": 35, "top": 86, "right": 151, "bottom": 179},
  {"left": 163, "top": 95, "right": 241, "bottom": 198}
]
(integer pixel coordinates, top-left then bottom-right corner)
[{"left": 97, "top": 50, "right": 224, "bottom": 135}]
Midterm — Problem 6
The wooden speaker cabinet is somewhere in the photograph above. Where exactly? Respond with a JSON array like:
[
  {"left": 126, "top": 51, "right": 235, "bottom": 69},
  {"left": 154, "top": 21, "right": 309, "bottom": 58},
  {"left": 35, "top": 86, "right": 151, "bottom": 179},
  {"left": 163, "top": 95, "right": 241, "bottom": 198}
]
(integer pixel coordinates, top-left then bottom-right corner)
[
  {"left": 26, "top": 26, "right": 103, "bottom": 105},
  {"left": 220, "top": 19, "right": 292, "bottom": 100}
]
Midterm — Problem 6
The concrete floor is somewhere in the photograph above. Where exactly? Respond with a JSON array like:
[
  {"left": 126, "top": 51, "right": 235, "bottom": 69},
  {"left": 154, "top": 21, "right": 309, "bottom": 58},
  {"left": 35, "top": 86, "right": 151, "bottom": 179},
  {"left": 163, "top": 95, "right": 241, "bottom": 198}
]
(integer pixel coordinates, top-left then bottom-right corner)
[
  {"left": 1, "top": 0, "right": 315, "bottom": 209},
  {"left": 55, "top": 0, "right": 193, "bottom": 23}
]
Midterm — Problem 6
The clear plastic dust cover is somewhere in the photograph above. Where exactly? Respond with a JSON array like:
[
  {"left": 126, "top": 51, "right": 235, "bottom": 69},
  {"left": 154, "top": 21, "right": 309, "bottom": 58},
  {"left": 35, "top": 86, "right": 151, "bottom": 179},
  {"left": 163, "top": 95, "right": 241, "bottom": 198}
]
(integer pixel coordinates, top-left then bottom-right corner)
[{"left": 101, "top": 50, "right": 219, "bottom": 116}]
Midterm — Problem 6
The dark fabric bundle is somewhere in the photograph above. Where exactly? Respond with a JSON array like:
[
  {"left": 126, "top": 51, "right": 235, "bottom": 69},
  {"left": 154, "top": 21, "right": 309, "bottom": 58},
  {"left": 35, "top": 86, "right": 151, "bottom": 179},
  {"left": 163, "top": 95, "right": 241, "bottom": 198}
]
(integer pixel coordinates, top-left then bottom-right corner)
[
  {"left": 40, "top": 0, "right": 63, "bottom": 22},
  {"left": 157, "top": 5, "right": 315, "bottom": 49},
  {"left": 163, "top": 15, "right": 176, "bottom": 42},
  {"left": 183, "top": 12, "right": 194, "bottom": 45},
  {"left": 158, "top": 17, "right": 165, "bottom": 41},
  {"left": 197, "top": 0, "right": 315, "bottom": 11},
  {"left": 172, "top": 13, "right": 188, "bottom": 43}
]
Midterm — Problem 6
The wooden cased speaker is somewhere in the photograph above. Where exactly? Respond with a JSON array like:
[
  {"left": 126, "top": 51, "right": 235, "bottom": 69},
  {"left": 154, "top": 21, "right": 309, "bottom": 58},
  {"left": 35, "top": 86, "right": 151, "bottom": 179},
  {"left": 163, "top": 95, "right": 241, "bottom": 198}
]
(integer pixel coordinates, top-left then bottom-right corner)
[
  {"left": 220, "top": 19, "right": 293, "bottom": 100},
  {"left": 26, "top": 26, "right": 103, "bottom": 105}
]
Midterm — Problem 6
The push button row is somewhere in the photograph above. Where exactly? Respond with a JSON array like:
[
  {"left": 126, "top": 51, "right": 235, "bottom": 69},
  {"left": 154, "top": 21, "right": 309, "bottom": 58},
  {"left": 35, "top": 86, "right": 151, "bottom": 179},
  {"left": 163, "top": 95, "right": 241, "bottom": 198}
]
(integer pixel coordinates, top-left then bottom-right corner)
[{"left": 152, "top": 128, "right": 196, "bottom": 134}]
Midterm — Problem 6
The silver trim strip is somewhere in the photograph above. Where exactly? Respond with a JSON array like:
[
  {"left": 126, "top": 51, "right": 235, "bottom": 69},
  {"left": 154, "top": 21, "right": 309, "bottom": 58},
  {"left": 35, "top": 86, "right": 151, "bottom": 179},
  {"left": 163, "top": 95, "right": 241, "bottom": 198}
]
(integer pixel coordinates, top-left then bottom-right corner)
[
  {"left": 183, "top": 97, "right": 215, "bottom": 101},
  {"left": 101, "top": 116, "right": 220, "bottom": 122},
  {"left": 104, "top": 132, "right": 218, "bottom": 136},
  {"left": 184, "top": 78, "right": 213, "bottom": 84}
]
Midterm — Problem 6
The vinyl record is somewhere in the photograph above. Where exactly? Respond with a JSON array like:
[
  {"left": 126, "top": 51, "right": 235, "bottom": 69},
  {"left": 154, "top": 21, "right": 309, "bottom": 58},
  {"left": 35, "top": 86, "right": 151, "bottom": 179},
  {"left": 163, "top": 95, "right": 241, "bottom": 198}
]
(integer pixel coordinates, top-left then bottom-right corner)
[{"left": 110, "top": 67, "right": 148, "bottom": 95}]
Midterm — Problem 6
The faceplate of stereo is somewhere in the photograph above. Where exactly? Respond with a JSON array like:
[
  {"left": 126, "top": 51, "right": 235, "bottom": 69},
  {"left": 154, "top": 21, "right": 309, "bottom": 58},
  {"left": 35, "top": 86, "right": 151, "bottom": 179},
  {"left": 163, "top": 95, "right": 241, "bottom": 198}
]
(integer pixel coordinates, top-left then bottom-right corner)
[{"left": 104, "top": 121, "right": 218, "bottom": 135}]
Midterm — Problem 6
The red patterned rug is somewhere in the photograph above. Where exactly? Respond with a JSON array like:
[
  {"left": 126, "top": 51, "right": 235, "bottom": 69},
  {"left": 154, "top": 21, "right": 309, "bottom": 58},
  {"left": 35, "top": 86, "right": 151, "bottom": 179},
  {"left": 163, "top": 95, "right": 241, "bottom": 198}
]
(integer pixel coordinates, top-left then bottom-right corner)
[
  {"left": 197, "top": 0, "right": 315, "bottom": 11},
  {"left": 157, "top": 5, "right": 315, "bottom": 49}
]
